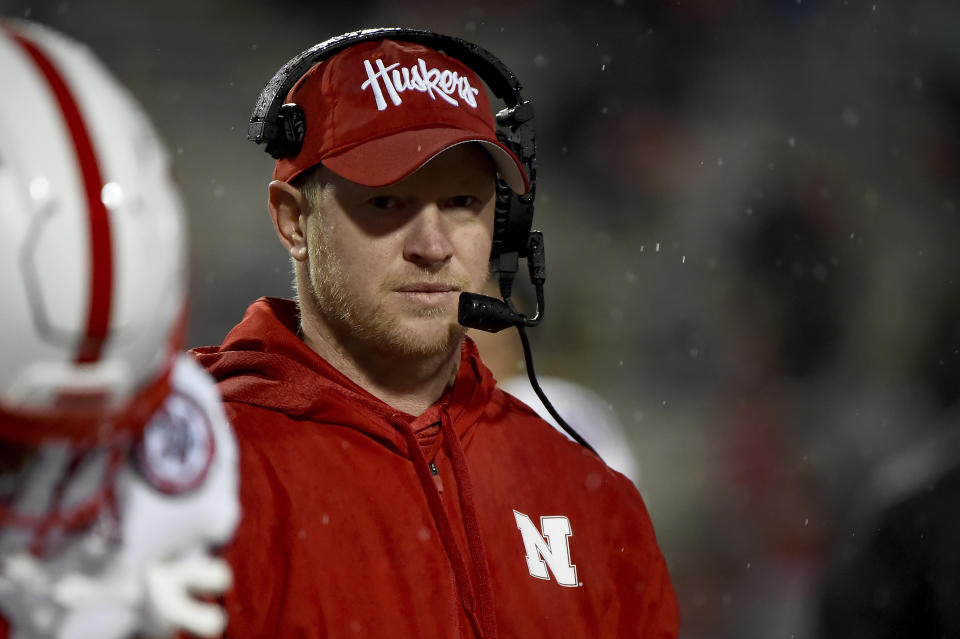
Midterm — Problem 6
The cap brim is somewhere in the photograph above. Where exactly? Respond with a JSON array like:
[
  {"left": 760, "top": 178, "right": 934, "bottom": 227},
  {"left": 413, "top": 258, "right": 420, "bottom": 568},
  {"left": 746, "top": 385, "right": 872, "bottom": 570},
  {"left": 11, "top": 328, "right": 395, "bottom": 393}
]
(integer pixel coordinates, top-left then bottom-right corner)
[{"left": 321, "top": 128, "right": 529, "bottom": 194}]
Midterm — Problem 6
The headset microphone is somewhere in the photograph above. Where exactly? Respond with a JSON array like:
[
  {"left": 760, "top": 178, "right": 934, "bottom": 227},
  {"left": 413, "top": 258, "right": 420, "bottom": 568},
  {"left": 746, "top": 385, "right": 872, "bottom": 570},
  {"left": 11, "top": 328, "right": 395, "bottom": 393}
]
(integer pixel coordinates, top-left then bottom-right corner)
[{"left": 458, "top": 233, "right": 598, "bottom": 455}]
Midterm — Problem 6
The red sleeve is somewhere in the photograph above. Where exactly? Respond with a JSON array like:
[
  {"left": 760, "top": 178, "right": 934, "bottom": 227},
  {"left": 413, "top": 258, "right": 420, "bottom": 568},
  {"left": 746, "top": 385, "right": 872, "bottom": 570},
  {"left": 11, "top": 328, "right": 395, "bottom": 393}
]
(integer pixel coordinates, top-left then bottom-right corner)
[
  {"left": 610, "top": 472, "right": 680, "bottom": 638},
  {"left": 640, "top": 550, "right": 680, "bottom": 638}
]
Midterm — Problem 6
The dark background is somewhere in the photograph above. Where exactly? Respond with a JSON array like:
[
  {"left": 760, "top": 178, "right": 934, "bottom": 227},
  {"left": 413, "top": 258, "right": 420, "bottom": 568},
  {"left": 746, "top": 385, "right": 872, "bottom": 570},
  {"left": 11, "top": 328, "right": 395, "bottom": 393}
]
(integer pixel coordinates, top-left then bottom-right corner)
[{"left": 5, "top": 1, "right": 959, "bottom": 636}]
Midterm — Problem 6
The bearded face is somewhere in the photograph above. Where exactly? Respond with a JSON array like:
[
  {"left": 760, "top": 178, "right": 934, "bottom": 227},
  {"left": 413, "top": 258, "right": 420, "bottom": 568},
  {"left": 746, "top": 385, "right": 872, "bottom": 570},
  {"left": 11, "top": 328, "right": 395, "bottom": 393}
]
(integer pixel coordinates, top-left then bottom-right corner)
[{"left": 301, "top": 144, "right": 496, "bottom": 359}]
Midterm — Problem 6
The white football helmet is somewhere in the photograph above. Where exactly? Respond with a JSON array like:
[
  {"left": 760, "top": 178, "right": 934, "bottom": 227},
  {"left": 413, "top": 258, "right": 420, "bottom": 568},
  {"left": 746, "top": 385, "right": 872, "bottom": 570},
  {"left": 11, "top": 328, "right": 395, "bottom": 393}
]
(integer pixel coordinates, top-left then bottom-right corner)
[
  {"left": 0, "top": 23, "right": 238, "bottom": 638},
  {"left": 0, "top": 19, "right": 187, "bottom": 445}
]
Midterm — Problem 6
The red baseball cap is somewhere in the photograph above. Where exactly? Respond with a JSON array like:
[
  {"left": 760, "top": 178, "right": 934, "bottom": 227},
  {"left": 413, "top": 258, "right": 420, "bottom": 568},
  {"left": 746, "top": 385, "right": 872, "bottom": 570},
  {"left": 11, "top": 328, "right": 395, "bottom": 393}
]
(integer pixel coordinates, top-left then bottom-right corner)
[{"left": 272, "top": 38, "right": 529, "bottom": 194}]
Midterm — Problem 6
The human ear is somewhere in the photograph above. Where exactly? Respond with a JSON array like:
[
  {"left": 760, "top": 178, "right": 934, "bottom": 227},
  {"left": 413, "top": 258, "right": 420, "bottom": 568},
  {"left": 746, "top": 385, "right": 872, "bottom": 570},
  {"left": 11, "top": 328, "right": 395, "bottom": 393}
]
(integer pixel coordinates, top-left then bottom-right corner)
[{"left": 268, "top": 180, "right": 309, "bottom": 261}]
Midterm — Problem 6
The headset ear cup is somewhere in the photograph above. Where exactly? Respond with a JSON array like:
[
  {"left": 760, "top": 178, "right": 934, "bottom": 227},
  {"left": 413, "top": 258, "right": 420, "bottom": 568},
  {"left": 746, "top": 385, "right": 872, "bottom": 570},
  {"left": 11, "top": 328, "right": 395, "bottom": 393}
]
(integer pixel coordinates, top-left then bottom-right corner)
[
  {"left": 491, "top": 178, "right": 513, "bottom": 259},
  {"left": 266, "top": 103, "right": 305, "bottom": 159},
  {"left": 492, "top": 186, "right": 535, "bottom": 258},
  {"left": 492, "top": 127, "right": 535, "bottom": 258}
]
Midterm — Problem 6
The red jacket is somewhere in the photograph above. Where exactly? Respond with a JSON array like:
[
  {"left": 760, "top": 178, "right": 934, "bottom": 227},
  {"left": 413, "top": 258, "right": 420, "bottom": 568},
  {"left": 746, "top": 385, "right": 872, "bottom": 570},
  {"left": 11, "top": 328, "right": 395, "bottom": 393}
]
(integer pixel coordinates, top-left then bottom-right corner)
[{"left": 192, "top": 297, "right": 679, "bottom": 638}]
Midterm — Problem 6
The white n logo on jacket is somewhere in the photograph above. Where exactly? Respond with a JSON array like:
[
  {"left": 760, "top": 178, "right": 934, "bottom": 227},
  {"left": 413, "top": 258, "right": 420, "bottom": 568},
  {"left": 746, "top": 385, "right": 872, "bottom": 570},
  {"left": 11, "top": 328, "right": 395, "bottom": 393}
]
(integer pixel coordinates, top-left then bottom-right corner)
[{"left": 513, "top": 510, "right": 579, "bottom": 587}]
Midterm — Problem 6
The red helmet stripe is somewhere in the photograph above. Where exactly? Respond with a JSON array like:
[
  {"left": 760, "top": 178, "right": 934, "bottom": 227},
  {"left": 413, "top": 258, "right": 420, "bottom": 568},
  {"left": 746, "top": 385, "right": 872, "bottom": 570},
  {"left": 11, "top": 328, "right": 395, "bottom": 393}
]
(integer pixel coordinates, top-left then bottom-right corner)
[{"left": 9, "top": 30, "right": 113, "bottom": 364}]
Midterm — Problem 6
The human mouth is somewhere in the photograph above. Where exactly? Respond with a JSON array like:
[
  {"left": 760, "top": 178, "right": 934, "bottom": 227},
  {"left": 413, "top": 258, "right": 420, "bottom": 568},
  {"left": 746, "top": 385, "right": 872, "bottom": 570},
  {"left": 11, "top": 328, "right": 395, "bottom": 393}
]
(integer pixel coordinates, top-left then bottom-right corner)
[{"left": 393, "top": 282, "right": 461, "bottom": 305}]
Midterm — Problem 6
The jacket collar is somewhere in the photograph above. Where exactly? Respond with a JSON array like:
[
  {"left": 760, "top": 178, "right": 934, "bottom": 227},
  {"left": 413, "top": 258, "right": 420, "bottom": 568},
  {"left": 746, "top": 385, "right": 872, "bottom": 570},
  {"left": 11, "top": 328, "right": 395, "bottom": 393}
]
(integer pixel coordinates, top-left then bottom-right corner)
[{"left": 191, "top": 297, "right": 494, "bottom": 460}]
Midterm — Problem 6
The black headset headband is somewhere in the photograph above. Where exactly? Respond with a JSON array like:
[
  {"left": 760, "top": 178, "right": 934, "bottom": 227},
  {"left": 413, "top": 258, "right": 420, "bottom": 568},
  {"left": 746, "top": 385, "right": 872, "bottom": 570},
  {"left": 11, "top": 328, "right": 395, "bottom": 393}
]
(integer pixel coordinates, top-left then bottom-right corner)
[{"left": 247, "top": 27, "right": 537, "bottom": 266}]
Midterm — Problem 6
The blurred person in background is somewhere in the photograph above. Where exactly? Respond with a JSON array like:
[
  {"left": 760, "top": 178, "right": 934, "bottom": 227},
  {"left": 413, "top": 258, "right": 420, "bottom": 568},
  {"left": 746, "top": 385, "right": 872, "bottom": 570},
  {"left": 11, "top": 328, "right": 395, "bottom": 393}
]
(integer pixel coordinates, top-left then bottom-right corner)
[
  {"left": 816, "top": 25, "right": 960, "bottom": 637},
  {"left": 0, "top": 20, "right": 238, "bottom": 639},
  {"left": 818, "top": 288, "right": 960, "bottom": 638},
  {"left": 190, "top": 30, "right": 678, "bottom": 637}
]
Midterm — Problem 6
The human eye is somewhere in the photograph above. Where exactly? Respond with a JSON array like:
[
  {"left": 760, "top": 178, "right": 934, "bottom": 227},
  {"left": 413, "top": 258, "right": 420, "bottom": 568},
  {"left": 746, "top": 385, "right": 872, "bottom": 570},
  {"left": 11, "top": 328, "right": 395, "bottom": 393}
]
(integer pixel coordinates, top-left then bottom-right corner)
[
  {"left": 444, "top": 195, "right": 479, "bottom": 209},
  {"left": 367, "top": 195, "right": 400, "bottom": 210}
]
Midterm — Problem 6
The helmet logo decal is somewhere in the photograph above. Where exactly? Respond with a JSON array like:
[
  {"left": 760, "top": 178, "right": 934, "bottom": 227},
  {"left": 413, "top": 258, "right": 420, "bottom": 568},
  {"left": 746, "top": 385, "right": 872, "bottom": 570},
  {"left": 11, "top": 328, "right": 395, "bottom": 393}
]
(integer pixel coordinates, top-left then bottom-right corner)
[{"left": 135, "top": 391, "right": 215, "bottom": 495}]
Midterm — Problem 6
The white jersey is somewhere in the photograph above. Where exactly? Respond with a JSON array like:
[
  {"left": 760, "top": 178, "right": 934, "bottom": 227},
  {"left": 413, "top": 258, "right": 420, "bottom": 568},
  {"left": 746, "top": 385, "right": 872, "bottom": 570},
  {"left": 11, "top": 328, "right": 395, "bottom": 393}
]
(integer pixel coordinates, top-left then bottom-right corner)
[
  {"left": 0, "top": 355, "right": 239, "bottom": 639},
  {"left": 498, "top": 375, "right": 641, "bottom": 485}
]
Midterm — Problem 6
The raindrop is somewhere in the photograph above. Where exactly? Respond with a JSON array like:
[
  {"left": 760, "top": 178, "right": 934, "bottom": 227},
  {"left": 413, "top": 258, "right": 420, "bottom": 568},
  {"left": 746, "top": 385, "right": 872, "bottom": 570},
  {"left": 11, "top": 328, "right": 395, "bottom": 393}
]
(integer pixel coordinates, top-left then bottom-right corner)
[
  {"left": 585, "top": 472, "right": 603, "bottom": 491},
  {"left": 842, "top": 107, "right": 860, "bottom": 128}
]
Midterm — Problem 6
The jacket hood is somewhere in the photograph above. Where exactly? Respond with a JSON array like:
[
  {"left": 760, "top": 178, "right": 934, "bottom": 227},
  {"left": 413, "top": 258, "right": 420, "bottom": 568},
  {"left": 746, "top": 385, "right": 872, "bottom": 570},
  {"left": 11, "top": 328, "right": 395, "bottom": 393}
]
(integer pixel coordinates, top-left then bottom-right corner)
[{"left": 190, "top": 297, "right": 496, "bottom": 459}]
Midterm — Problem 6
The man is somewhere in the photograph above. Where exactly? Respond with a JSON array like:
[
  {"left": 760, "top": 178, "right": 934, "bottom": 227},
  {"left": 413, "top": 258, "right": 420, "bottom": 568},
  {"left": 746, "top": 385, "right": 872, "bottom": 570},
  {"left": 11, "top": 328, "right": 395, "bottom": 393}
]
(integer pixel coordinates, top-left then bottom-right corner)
[
  {"left": 0, "top": 20, "right": 238, "bottom": 638},
  {"left": 194, "top": 34, "right": 678, "bottom": 637}
]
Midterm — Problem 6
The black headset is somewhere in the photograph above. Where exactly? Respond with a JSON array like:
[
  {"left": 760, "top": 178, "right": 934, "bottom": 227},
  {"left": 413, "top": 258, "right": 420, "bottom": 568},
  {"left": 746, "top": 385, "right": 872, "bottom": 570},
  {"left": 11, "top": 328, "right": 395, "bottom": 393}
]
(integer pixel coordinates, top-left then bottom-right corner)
[{"left": 248, "top": 28, "right": 596, "bottom": 454}]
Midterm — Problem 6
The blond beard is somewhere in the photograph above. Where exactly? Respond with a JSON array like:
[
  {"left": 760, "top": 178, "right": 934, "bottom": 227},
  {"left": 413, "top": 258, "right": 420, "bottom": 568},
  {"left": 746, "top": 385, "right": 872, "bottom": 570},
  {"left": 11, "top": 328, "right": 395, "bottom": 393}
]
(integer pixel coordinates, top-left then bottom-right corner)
[{"left": 304, "top": 220, "right": 469, "bottom": 359}]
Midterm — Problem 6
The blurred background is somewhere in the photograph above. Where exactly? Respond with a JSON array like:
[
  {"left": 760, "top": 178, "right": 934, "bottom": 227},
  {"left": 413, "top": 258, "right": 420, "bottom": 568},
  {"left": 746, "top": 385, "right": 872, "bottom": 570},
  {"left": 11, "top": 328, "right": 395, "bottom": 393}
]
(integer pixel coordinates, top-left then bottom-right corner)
[{"left": 4, "top": 0, "right": 959, "bottom": 636}]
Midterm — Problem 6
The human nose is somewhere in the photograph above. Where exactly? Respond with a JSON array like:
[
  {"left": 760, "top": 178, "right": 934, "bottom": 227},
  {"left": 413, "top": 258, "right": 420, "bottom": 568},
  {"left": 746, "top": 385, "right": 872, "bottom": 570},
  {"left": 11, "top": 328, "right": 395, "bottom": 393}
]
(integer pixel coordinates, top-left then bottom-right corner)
[{"left": 403, "top": 205, "right": 454, "bottom": 269}]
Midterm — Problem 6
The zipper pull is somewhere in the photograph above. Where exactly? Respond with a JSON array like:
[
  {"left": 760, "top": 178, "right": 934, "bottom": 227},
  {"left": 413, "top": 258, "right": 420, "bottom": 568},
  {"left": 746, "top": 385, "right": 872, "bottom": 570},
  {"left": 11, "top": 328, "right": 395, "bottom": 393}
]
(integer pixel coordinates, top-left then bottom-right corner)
[{"left": 429, "top": 461, "right": 443, "bottom": 493}]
